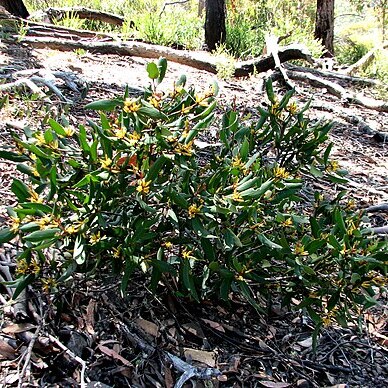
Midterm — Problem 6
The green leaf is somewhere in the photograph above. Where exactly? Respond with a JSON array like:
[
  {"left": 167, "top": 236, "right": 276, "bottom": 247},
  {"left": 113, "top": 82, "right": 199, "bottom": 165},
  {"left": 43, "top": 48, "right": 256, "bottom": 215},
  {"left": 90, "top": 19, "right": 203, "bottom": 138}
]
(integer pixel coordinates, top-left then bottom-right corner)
[
  {"left": 24, "top": 228, "right": 60, "bottom": 242},
  {"left": 334, "top": 208, "right": 347, "bottom": 235},
  {"left": 11, "top": 179, "right": 30, "bottom": 202},
  {"left": 146, "top": 155, "right": 167, "bottom": 181},
  {"left": 146, "top": 62, "right": 159, "bottom": 79},
  {"left": 265, "top": 78, "right": 275, "bottom": 103},
  {"left": 258, "top": 234, "right": 282, "bottom": 249},
  {"left": 49, "top": 119, "right": 66, "bottom": 137},
  {"left": 176, "top": 74, "right": 186, "bottom": 87},
  {"left": 0, "top": 150, "right": 28, "bottom": 162},
  {"left": 240, "top": 179, "right": 273, "bottom": 199},
  {"left": 138, "top": 104, "right": 167, "bottom": 120},
  {"left": 120, "top": 257, "right": 137, "bottom": 297},
  {"left": 240, "top": 138, "right": 249, "bottom": 160},
  {"left": 85, "top": 99, "right": 122, "bottom": 111},
  {"left": 169, "top": 190, "right": 188, "bottom": 209},
  {"left": 0, "top": 228, "right": 16, "bottom": 244},
  {"left": 201, "top": 238, "right": 216, "bottom": 262},
  {"left": 73, "top": 235, "right": 86, "bottom": 265},
  {"left": 182, "top": 259, "right": 199, "bottom": 301},
  {"left": 157, "top": 57, "right": 167, "bottom": 84},
  {"left": 10, "top": 274, "right": 35, "bottom": 300}
]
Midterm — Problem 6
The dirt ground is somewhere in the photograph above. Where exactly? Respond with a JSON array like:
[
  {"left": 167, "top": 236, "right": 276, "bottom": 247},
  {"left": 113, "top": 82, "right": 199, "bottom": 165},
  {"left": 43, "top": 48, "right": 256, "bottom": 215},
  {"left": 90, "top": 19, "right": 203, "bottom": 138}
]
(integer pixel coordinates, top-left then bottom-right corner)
[{"left": 0, "top": 41, "right": 387, "bottom": 387}]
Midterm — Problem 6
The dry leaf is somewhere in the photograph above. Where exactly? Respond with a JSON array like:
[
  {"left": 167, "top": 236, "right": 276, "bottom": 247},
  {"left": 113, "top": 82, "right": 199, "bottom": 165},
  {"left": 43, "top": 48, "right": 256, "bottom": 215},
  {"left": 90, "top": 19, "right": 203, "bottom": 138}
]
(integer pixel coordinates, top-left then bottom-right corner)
[
  {"left": 2, "top": 323, "right": 36, "bottom": 334},
  {"left": 183, "top": 347, "right": 216, "bottom": 368},
  {"left": 259, "top": 381, "right": 291, "bottom": 388},
  {"left": 182, "top": 321, "right": 205, "bottom": 338},
  {"left": 85, "top": 299, "right": 96, "bottom": 335},
  {"left": 0, "top": 339, "right": 16, "bottom": 359},
  {"left": 97, "top": 344, "right": 132, "bottom": 367},
  {"left": 297, "top": 337, "right": 313, "bottom": 348},
  {"left": 135, "top": 318, "right": 159, "bottom": 337},
  {"left": 201, "top": 318, "right": 225, "bottom": 333}
]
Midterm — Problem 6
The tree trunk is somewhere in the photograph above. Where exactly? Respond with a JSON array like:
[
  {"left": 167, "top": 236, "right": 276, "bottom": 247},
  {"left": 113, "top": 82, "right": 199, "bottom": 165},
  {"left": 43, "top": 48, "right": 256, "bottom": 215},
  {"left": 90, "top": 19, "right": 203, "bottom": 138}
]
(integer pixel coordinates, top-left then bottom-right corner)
[
  {"left": 0, "top": 0, "right": 29, "bottom": 18},
  {"left": 314, "top": 0, "right": 334, "bottom": 57},
  {"left": 205, "top": 0, "right": 226, "bottom": 51}
]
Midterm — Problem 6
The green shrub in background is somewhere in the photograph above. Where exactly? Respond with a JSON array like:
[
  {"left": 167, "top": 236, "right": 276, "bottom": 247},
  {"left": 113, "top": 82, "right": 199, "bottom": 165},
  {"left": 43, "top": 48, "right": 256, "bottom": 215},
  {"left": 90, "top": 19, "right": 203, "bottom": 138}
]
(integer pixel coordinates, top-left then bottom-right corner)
[{"left": 0, "top": 60, "right": 386, "bottom": 333}]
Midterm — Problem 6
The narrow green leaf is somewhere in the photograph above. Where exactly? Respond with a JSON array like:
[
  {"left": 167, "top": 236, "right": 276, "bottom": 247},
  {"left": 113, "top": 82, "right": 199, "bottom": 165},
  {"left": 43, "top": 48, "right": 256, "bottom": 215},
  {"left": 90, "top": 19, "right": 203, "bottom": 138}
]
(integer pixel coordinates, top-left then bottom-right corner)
[
  {"left": 85, "top": 99, "right": 122, "bottom": 111},
  {"left": 24, "top": 228, "right": 60, "bottom": 242},
  {"left": 0, "top": 228, "right": 16, "bottom": 244}
]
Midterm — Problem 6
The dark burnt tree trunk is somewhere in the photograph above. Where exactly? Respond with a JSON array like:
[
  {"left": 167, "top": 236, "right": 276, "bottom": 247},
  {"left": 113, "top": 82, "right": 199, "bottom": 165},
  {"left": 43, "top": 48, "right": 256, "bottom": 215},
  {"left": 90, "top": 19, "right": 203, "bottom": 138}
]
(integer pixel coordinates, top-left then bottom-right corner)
[
  {"left": 205, "top": 0, "right": 226, "bottom": 51},
  {"left": 0, "top": 0, "right": 29, "bottom": 18},
  {"left": 314, "top": 0, "right": 334, "bottom": 57}
]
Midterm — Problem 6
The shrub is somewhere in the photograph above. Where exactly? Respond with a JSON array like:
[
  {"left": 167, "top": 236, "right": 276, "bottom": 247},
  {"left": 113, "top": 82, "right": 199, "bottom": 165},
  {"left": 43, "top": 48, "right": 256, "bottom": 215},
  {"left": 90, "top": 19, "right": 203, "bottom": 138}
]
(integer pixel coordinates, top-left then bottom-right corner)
[{"left": 0, "top": 60, "right": 386, "bottom": 331}]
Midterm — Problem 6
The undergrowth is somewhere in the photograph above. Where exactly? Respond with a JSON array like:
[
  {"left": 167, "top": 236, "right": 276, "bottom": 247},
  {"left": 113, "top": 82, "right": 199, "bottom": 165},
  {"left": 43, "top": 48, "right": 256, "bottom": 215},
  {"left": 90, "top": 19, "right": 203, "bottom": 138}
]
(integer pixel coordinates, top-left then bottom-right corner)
[{"left": 0, "top": 59, "right": 386, "bottom": 336}]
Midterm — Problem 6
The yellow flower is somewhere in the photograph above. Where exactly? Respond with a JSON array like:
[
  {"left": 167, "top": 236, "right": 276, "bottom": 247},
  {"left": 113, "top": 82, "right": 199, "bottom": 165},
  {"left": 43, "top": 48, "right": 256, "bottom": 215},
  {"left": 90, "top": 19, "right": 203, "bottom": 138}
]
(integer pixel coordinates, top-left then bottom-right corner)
[
  {"left": 270, "top": 101, "right": 280, "bottom": 116},
  {"left": 294, "top": 242, "right": 309, "bottom": 256},
  {"left": 16, "top": 258, "right": 40, "bottom": 275},
  {"left": 164, "top": 241, "right": 173, "bottom": 249},
  {"left": 89, "top": 231, "right": 102, "bottom": 245},
  {"left": 232, "top": 190, "right": 244, "bottom": 202},
  {"left": 10, "top": 216, "right": 21, "bottom": 233},
  {"left": 123, "top": 98, "right": 141, "bottom": 113},
  {"left": 35, "top": 132, "right": 46, "bottom": 145},
  {"left": 113, "top": 127, "right": 127, "bottom": 139},
  {"left": 37, "top": 215, "right": 51, "bottom": 230},
  {"left": 136, "top": 178, "right": 151, "bottom": 195},
  {"left": 182, "top": 248, "right": 194, "bottom": 260},
  {"left": 148, "top": 96, "right": 160, "bottom": 108},
  {"left": 100, "top": 156, "right": 112, "bottom": 169},
  {"left": 273, "top": 166, "right": 290, "bottom": 179},
  {"left": 65, "top": 220, "right": 84, "bottom": 235},
  {"left": 188, "top": 204, "right": 201, "bottom": 218},
  {"left": 287, "top": 101, "right": 298, "bottom": 114},
  {"left": 64, "top": 126, "right": 75, "bottom": 137},
  {"left": 29, "top": 189, "right": 43, "bottom": 203},
  {"left": 281, "top": 218, "right": 293, "bottom": 227},
  {"left": 41, "top": 277, "right": 57, "bottom": 293},
  {"left": 128, "top": 132, "right": 141, "bottom": 146},
  {"left": 326, "top": 160, "right": 339, "bottom": 172},
  {"left": 174, "top": 142, "right": 193, "bottom": 156},
  {"left": 181, "top": 105, "right": 192, "bottom": 114},
  {"left": 112, "top": 247, "right": 121, "bottom": 258},
  {"left": 32, "top": 167, "right": 40, "bottom": 177},
  {"left": 232, "top": 156, "right": 243, "bottom": 168},
  {"left": 29, "top": 153, "right": 37, "bottom": 161},
  {"left": 49, "top": 140, "right": 59, "bottom": 150},
  {"left": 195, "top": 94, "right": 209, "bottom": 107}
]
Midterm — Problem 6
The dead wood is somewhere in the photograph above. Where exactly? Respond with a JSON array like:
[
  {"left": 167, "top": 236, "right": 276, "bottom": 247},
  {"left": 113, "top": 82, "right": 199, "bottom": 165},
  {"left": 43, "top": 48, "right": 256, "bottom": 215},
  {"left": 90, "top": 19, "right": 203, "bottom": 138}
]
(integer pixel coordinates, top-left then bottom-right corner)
[
  {"left": 285, "top": 63, "right": 384, "bottom": 87},
  {"left": 370, "top": 226, "right": 388, "bottom": 235},
  {"left": 17, "top": 35, "right": 314, "bottom": 77},
  {"left": 365, "top": 204, "right": 388, "bottom": 213},
  {"left": 286, "top": 70, "right": 388, "bottom": 112},
  {"left": 44, "top": 7, "right": 125, "bottom": 26},
  {"left": 265, "top": 34, "right": 295, "bottom": 89},
  {"left": 344, "top": 42, "right": 388, "bottom": 76},
  {"left": 338, "top": 113, "right": 388, "bottom": 142}
]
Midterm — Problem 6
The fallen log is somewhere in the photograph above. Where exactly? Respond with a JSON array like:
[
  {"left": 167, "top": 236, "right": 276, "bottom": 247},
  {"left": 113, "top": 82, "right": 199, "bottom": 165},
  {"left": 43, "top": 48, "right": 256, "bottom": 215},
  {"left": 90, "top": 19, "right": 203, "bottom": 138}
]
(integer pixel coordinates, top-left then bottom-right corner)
[
  {"left": 17, "top": 36, "right": 314, "bottom": 77},
  {"left": 44, "top": 7, "right": 125, "bottom": 26},
  {"left": 285, "top": 63, "right": 384, "bottom": 87},
  {"left": 287, "top": 70, "right": 388, "bottom": 112},
  {"left": 343, "top": 41, "right": 388, "bottom": 76}
]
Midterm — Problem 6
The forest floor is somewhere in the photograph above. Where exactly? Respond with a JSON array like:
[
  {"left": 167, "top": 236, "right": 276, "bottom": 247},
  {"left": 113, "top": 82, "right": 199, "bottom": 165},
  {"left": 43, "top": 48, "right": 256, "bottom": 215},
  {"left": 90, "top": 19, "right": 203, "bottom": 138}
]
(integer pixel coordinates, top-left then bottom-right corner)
[{"left": 0, "top": 40, "right": 387, "bottom": 387}]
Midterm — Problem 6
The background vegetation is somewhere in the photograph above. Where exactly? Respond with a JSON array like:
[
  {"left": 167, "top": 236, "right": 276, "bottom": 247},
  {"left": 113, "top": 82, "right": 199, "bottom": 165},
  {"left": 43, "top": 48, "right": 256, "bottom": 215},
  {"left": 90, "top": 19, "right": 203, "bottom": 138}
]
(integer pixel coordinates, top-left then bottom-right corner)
[{"left": 24, "top": 0, "right": 387, "bottom": 80}]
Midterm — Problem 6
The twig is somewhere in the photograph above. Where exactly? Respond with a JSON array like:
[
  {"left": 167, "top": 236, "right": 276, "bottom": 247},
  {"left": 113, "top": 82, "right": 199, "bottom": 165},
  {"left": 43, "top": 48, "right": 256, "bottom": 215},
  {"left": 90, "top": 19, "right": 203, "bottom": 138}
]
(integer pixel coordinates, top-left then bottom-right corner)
[
  {"left": 17, "top": 306, "right": 47, "bottom": 387},
  {"left": 365, "top": 204, "right": 388, "bottom": 213},
  {"left": 48, "top": 334, "right": 88, "bottom": 387},
  {"left": 159, "top": 0, "right": 190, "bottom": 16},
  {"left": 165, "top": 352, "right": 222, "bottom": 388},
  {"left": 370, "top": 226, "right": 388, "bottom": 235}
]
